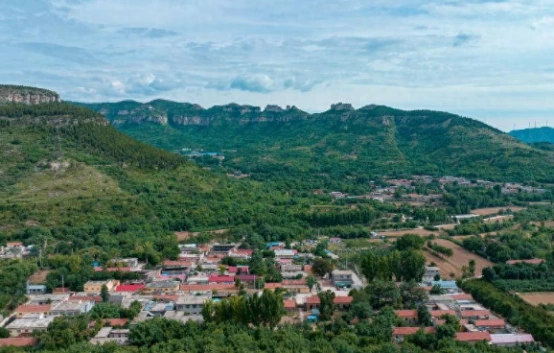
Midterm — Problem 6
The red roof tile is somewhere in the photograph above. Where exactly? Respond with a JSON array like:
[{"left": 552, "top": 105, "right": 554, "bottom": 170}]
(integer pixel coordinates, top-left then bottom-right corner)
[
  {"left": 393, "top": 327, "right": 435, "bottom": 336},
  {"left": 0, "top": 338, "right": 38, "bottom": 347},
  {"left": 89, "top": 318, "right": 129, "bottom": 328},
  {"left": 333, "top": 296, "right": 353, "bottom": 304},
  {"left": 282, "top": 279, "right": 307, "bottom": 286},
  {"left": 264, "top": 283, "right": 283, "bottom": 289},
  {"left": 306, "top": 296, "right": 320, "bottom": 304},
  {"left": 6, "top": 242, "right": 23, "bottom": 247},
  {"left": 208, "top": 275, "right": 235, "bottom": 283},
  {"left": 231, "top": 249, "right": 254, "bottom": 256},
  {"left": 53, "top": 287, "right": 71, "bottom": 293},
  {"left": 163, "top": 260, "right": 192, "bottom": 267},
  {"left": 474, "top": 319, "right": 506, "bottom": 328},
  {"left": 451, "top": 294, "right": 473, "bottom": 301},
  {"left": 115, "top": 284, "right": 145, "bottom": 292},
  {"left": 284, "top": 300, "right": 296, "bottom": 309},
  {"left": 69, "top": 295, "right": 102, "bottom": 302},
  {"left": 15, "top": 304, "right": 50, "bottom": 313},
  {"left": 455, "top": 332, "right": 491, "bottom": 342},
  {"left": 460, "top": 310, "right": 490, "bottom": 318},
  {"left": 395, "top": 310, "right": 418, "bottom": 319},
  {"left": 430, "top": 310, "right": 457, "bottom": 318}
]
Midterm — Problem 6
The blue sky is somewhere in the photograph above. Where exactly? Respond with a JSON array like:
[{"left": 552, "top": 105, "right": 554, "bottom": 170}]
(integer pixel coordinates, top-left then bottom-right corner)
[{"left": 1, "top": 0, "right": 553, "bottom": 131}]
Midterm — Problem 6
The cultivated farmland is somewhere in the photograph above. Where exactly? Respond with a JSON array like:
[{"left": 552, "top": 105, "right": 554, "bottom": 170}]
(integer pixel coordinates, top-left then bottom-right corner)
[{"left": 424, "top": 239, "right": 493, "bottom": 278}]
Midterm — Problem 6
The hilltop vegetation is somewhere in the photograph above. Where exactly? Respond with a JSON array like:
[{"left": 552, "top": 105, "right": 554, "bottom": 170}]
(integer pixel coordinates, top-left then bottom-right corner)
[
  {"left": 78, "top": 100, "right": 554, "bottom": 192},
  {"left": 510, "top": 127, "right": 554, "bottom": 145}
]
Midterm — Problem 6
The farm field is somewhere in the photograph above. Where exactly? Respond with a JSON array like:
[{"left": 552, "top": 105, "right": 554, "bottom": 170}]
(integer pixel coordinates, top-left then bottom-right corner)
[
  {"left": 517, "top": 292, "right": 554, "bottom": 306},
  {"left": 424, "top": 239, "right": 493, "bottom": 278},
  {"left": 379, "top": 228, "right": 437, "bottom": 238},
  {"left": 174, "top": 229, "right": 228, "bottom": 241},
  {"left": 471, "top": 206, "right": 525, "bottom": 216}
]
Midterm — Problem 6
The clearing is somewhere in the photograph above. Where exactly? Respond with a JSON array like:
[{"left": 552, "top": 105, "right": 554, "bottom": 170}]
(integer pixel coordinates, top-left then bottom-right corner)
[
  {"left": 29, "top": 270, "right": 51, "bottom": 284},
  {"left": 174, "top": 229, "right": 228, "bottom": 242},
  {"left": 517, "top": 292, "right": 554, "bottom": 306},
  {"left": 423, "top": 239, "right": 493, "bottom": 278},
  {"left": 471, "top": 206, "right": 525, "bottom": 216},
  {"left": 379, "top": 228, "right": 437, "bottom": 238}
]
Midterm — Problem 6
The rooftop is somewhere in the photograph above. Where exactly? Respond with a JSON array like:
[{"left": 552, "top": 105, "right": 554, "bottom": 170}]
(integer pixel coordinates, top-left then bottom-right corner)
[
  {"left": 395, "top": 310, "right": 418, "bottom": 319},
  {"left": 15, "top": 304, "right": 51, "bottom": 313},
  {"left": 393, "top": 327, "right": 435, "bottom": 335},
  {"left": 490, "top": 334, "right": 534, "bottom": 345},
  {"left": 455, "top": 332, "right": 491, "bottom": 342},
  {"left": 474, "top": 319, "right": 506, "bottom": 328},
  {"left": 0, "top": 338, "right": 38, "bottom": 347}
]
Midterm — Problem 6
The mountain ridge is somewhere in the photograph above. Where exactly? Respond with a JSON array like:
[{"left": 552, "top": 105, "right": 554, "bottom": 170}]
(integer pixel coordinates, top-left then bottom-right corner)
[{"left": 77, "top": 99, "right": 554, "bottom": 187}]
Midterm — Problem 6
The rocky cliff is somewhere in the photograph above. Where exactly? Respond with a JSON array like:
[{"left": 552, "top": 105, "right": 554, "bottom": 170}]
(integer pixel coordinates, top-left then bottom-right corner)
[{"left": 0, "top": 85, "right": 60, "bottom": 105}]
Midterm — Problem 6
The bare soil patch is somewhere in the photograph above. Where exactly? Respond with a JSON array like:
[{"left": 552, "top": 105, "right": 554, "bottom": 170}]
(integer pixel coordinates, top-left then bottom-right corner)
[
  {"left": 517, "top": 292, "right": 554, "bottom": 306},
  {"left": 29, "top": 270, "right": 51, "bottom": 284},
  {"left": 424, "top": 239, "right": 493, "bottom": 278},
  {"left": 471, "top": 206, "right": 525, "bottom": 216},
  {"left": 174, "top": 229, "right": 229, "bottom": 242}
]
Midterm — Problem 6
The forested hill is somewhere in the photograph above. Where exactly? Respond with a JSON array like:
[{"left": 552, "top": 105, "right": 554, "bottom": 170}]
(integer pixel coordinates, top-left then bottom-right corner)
[
  {"left": 510, "top": 127, "right": 554, "bottom": 144},
  {"left": 0, "top": 99, "right": 301, "bottom": 262},
  {"left": 77, "top": 100, "right": 554, "bottom": 189}
]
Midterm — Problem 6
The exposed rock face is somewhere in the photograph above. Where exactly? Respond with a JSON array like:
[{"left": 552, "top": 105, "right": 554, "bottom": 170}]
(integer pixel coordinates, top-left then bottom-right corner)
[
  {"left": 0, "top": 85, "right": 60, "bottom": 105},
  {"left": 330, "top": 102, "right": 354, "bottom": 111}
]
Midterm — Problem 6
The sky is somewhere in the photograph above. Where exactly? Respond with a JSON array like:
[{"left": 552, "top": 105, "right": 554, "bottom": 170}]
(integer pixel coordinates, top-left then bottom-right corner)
[{"left": 1, "top": 0, "right": 553, "bottom": 131}]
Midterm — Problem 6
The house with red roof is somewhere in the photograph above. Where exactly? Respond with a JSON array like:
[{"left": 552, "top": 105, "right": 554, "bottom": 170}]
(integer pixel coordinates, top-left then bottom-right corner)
[
  {"left": 305, "top": 296, "right": 320, "bottom": 311},
  {"left": 284, "top": 300, "right": 297, "bottom": 312},
  {"left": 180, "top": 283, "right": 237, "bottom": 293},
  {"left": 460, "top": 310, "right": 490, "bottom": 320},
  {"left": 89, "top": 318, "right": 129, "bottom": 329},
  {"left": 474, "top": 319, "right": 506, "bottom": 331},
  {"left": 430, "top": 310, "right": 457, "bottom": 319},
  {"left": 208, "top": 275, "right": 235, "bottom": 284},
  {"left": 115, "top": 284, "right": 145, "bottom": 293},
  {"left": 0, "top": 338, "right": 38, "bottom": 347},
  {"left": 14, "top": 305, "right": 51, "bottom": 318},
  {"left": 333, "top": 296, "right": 353, "bottom": 310},
  {"left": 455, "top": 331, "right": 491, "bottom": 343},
  {"left": 229, "top": 249, "right": 254, "bottom": 259},
  {"left": 395, "top": 310, "right": 418, "bottom": 325}
]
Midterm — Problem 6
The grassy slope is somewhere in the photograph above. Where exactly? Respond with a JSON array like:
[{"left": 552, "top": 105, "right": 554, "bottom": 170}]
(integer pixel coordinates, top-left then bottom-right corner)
[{"left": 0, "top": 103, "right": 304, "bottom": 251}]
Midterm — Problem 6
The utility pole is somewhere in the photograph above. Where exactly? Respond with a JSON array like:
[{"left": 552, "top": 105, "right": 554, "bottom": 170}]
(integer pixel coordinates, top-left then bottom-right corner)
[{"left": 61, "top": 275, "right": 65, "bottom": 292}]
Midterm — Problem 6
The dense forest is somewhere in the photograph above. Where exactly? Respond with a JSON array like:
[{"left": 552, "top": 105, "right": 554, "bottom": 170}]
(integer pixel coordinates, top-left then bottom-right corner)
[{"left": 77, "top": 100, "right": 554, "bottom": 191}]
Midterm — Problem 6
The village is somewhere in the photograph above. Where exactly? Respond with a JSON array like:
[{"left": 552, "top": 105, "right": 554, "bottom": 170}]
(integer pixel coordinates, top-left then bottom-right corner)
[{"left": 0, "top": 238, "right": 537, "bottom": 349}]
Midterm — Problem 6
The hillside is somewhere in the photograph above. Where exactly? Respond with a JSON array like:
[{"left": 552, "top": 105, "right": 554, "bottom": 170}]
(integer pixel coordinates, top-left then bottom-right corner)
[
  {"left": 0, "top": 97, "right": 307, "bottom": 261},
  {"left": 77, "top": 100, "right": 554, "bottom": 190},
  {"left": 510, "top": 127, "right": 554, "bottom": 144}
]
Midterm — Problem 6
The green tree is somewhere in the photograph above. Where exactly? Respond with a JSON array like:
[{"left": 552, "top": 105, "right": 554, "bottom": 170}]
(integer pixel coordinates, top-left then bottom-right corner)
[
  {"left": 100, "top": 284, "right": 110, "bottom": 302},
  {"left": 0, "top": 327, "right": 10, "bottom": 338},
  {"left": 312, "top": 258, "right": 334, "bottom": 277},
  {"left": 417, "top": 305, "right": 432, "bottom": 326},
  {"left": 318, "top": 290, "right": 336, "bottom": 321},
  {"left": 306, "top": 276, "right": 317, "bottom": 292}
]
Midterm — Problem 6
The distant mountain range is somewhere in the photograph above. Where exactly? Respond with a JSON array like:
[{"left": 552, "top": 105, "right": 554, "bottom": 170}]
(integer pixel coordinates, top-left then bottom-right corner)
[
  {"left": 510, "top": 127, "right": 554, "bottom": 145},
  {"left": 76, "top": 100, "right": 554, "bottom": 187}
]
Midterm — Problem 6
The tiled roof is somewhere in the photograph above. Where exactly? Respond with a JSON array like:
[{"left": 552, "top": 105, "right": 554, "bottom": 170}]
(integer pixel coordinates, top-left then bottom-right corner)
[
  {"left": 430, "top": 310, "right": 457, "bottom": 318},
  {"left": 282, "top": 279, "right": 307, "bottom": 286},
  {"left": 395, "top": 310, "right": 418, "bottom": 319},
  {"left": 15, "top": 304, "right": 50, "bottom": 313},
  {"left": 0, "top": 338, "right": 38, "bottom": 347},
  {"left": 455, "top": 332, "right": 491, "bottom": 342},
  {"left": 333, "top": 296, "right": 353, "bottom": 304},
  {"left": 474, "top": 319, "right": 506, "bottom": 328},
  {"left": 451, "top": 294, "right": 473, "bottom": 301},
  {"left": 460, "top": 310, "right": 490, "bottom": 318},
  {"left": 208, "top": 275, "right": 235, "bottom": 283},
  {"left": 89, "top": 318, "right": 129, "bottom": 328},
  {"left": 69, "top": 295, "right": 102, "bottom": 302},
  {"left": 393, "top": 327, "right": 435, "bottom": 335},
  {"left": 163, "top": 260, "right": 193, "bottom": 267},
  {"left": 305, "top": 296, "right": 320, "bottom": 304},
  {"left": 264, "top": 283, "right": 283, "bottom": 289},
  {"left": 115, "top": 284, "right": 145, "bottom": 292},
  {"left": 284, "top": 300, "right": 296, "bottom": 309}
]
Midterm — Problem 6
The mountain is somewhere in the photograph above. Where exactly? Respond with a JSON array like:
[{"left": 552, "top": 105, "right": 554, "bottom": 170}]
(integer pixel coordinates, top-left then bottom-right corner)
[
  {"left": 0, "top": 88, "right": 304, "bottom": 262},
  {"left": 510, "top": 127, "right": 554, "bottom": 145},
  {"left": 0, "top": 84, "right": 60, "bottom": 104},
  {"left": 76, "top": 100, "right": 554, "bottom": 189}
]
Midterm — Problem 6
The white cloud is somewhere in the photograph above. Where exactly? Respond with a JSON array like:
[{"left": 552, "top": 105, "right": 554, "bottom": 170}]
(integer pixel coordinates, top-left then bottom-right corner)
[{"left": 0, "top": 0, "right": 553, "bottom": 131}]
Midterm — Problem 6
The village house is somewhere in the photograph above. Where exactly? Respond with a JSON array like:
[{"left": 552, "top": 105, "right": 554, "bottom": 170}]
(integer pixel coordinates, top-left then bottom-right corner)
[
  {"left": 143, "top": 281, "right": 180, "bottom": 294},
  {"left": 459, "top": 310, "right": 491, "bottom": 320},
  {"left": 283, "top": 300, "right": 297, "bottom": 312},
  {"left": 490, "top": 334, "right": 535, "bottom": 347},
  {"left": 25, "top": 282, "right": 47, "bottom": 295},
  {"left": 423, "top": 267, "right": 440, "bottom": 282},
  {"left": 14, "top": 305, "right": 51, "bottom": 318},
  {"left": 331, "top": 270, "right": 353, "bottom": 287},
  {"left": 115, "top": 284, "right": 145, "bottom": 293},
  {"left": 109, "top": 258, "right": 139, "bottom": 271},
  {"left": 175, "top": 295, "right": 210, "bottom": 315},
  {"left": 210, "top": 244, "right": 236, "bottom": 255},
  {"left": 161, "top": 260, "right": 192, "bottom": 276},
  {"left": 50, "top": 300, "right": 94, "bottom": 316},
  {"left": 0, "top": 337, "right": 38, "bottom": 348},
  {"left": 83, "top": 280, "right": 120, "bottom": 295},
  {"left": 274, "top": 249, "right": 296, "bottom": 259},
  {"left": 229, "top": 249, "right": 254, "bottom": 259},
  {"left": 26, "top": 294, "right": 70, "bottom": 306},
  {"left": 90, "top": 327, "right": 130, "bottom": 345},
  {"left": 455, "top": 332, "right": 491, "bottom": 343},
  {"left": 395, "top": 310, "right": 418, "bottom": 325},
  {"left": 163, "top": 311, "right": 204, "bottom": 324},
  {"left": 6, "top": 314, "right": 55, "bottom": 337}
]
